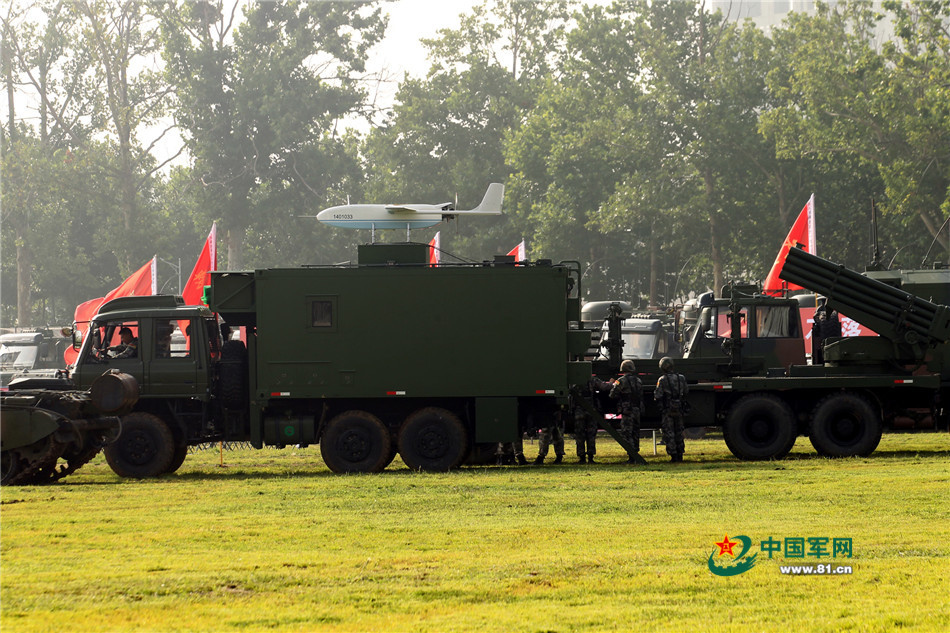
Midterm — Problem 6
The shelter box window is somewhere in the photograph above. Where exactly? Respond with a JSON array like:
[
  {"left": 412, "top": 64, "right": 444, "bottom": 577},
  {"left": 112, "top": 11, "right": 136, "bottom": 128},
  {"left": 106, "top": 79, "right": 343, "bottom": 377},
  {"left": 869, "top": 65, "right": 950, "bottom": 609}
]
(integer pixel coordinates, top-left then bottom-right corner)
[{"left": 309, "top": 297, "right": 337, "bottom": 329}]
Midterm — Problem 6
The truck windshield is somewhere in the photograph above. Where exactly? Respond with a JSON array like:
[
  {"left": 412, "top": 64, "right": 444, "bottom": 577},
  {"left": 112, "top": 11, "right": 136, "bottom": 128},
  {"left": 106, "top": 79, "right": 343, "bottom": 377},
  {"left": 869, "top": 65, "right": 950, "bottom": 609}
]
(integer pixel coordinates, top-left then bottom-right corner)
[{"left": 0, "top": 345, "right": 37, "bottom": 369}]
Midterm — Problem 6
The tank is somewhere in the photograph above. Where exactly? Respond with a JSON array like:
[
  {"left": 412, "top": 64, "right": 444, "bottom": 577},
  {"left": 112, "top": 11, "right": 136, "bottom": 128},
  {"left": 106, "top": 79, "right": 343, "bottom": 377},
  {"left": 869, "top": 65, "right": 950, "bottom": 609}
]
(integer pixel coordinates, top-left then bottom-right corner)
[{"left": 1, "top": 370, "right": 139, "bottom": 485}]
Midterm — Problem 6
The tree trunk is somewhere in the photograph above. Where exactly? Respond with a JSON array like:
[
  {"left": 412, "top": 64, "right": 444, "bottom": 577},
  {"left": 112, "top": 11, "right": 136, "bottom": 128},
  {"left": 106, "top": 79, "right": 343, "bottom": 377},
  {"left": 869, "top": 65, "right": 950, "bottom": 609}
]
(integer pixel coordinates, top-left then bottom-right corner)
[
  {"left": 649, "top": 221, "right": 658, "bottom": 307},
  {"left": 16, "top": 234, "right": 32, "bottom": 327}
]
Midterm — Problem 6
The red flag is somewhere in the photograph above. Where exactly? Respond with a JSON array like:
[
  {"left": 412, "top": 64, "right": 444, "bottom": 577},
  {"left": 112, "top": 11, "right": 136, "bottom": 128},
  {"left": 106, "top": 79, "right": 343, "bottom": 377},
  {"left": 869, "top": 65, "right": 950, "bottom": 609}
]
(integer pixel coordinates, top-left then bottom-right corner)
[
  {"left": 64, "top": 257, "right": 157, "bottom": 365},
  {"left": 507, "top": 239, "right": 526, "bottom": 262},
  {"left": 763, "top": 195, "right": 815, "bottom": 296},
  {"left": 182, "top": 223, "right": 217, "bottom": 306},
  {"left": 428, "top": 231, "right": 440, "bottom": 266}
]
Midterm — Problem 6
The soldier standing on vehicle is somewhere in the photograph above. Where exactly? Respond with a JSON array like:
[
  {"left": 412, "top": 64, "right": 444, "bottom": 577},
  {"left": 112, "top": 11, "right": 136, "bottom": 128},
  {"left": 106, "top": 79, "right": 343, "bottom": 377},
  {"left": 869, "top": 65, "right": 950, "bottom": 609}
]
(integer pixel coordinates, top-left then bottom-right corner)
[
  {"left": 655, "top": 356, "right": 688, "bottom": 463},
  {"left": 533, "top": 411, "right": 565, "bottom": 465},
  {"left": 575, "top": 375, "right": 611, "bottom": 463},
  {"left": 610, "top": 360, "right": 647, "bottom": 465}
]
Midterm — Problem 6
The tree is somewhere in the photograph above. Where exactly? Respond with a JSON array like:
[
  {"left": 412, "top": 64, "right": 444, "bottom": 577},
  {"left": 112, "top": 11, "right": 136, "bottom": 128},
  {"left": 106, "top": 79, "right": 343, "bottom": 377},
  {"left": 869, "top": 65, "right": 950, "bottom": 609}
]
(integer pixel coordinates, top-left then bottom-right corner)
[
  {"left": 762, "top": 0, "right": 950, "bottom": 265},
  {"left": 76, "top": 0, "right": 177, "bottom": 272},
  {"left": 159, "top": 0, "right": 386, "bottom": 269},
  {"left": 362, "top": 0, "right": 571, "bottom": 260}
]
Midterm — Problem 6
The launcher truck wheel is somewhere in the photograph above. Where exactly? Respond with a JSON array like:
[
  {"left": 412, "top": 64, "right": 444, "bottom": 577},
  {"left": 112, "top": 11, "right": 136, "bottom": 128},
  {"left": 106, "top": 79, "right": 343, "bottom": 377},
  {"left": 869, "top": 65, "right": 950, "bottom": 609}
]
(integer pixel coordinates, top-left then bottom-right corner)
[
  {"left": 398, "top": 407, "right": 468, "bottom": 471},
  {"left": 104, "top": 412, "right": 175, "bottom": 478},
  {"left": 723, "top": 394, "right": 797, "bottom": 461},
  {"left": 320, "top": 411, "right": 392, "bottom": 473},
  {"left": 809, "top": 392, "right": 881, "bottom": 457}
]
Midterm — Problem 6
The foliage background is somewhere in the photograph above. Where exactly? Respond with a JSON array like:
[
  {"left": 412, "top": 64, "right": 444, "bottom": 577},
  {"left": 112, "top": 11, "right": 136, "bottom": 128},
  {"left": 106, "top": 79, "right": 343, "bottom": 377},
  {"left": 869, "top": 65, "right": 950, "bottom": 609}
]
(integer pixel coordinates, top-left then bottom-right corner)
[{"left": 2, "top": 0, "right": 949, "bottom": 326}]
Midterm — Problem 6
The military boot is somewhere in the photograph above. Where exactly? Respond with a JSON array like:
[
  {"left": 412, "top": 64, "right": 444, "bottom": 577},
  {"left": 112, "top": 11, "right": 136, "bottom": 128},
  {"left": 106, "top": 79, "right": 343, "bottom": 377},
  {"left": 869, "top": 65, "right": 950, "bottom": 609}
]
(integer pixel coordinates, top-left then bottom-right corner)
[
  {"left": 553, "top": 455, "right": 563, "bottom": 464},
  {"left": 577, "top": 454, "right": 587, "bottom": 464},
  {"left": 628, "top": 454, "right": 647, "bottom": 465},
  {"left": 516, "top": 454, "right": 528, "bottom": 466},
  {"left": 533, "top": 456, "right": 544, "bottom": 465}
]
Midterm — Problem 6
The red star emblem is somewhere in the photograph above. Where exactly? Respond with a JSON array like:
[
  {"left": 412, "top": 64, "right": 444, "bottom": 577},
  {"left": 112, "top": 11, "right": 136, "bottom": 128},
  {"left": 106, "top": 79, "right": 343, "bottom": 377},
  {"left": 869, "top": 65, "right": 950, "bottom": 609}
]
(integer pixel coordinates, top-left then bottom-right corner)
[{"left": 715, "top": 534, "right": 737, "bottom": 557}]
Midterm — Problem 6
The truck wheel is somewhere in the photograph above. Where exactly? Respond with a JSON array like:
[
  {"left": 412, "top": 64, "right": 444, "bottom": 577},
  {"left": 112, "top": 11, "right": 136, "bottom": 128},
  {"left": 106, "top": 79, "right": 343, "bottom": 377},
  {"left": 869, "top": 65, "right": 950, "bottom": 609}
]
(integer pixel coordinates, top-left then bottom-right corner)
[
  {"left": 398, "top": 407, "right": 468, "bottom": 472},
  {"left": 165, "top": 439, "right": 189, "bottom": 474},
  {"left": 320, "top": 411, "right": 392, "bottom": 473},
  {"left": 723, "top": 394, "right": 797, "bottom": 461},
  {"left": 809, "top": 393, "right": 882, "bottom": 457},
  {"left": 104, "top": 412, "right": 175, "bottom": 478}
]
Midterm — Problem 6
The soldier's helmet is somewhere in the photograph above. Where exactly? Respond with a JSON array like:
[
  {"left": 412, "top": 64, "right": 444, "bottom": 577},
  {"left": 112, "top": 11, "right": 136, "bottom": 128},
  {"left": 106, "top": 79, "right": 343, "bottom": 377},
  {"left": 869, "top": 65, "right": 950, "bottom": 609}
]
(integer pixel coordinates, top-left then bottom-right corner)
[
  {"left": 659, "top": 356, "right": 674, "bottom": 372},
  {"left": 620, "top": 359, "right": 636, "bottom": 373}
]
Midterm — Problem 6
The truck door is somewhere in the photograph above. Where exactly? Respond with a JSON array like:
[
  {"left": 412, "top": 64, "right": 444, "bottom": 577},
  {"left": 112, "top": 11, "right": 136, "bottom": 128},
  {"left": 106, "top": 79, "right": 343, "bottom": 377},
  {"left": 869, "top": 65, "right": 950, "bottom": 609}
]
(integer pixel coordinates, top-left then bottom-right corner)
[{"left": 147, "top": 319, "right": 200, "bottom": 396}]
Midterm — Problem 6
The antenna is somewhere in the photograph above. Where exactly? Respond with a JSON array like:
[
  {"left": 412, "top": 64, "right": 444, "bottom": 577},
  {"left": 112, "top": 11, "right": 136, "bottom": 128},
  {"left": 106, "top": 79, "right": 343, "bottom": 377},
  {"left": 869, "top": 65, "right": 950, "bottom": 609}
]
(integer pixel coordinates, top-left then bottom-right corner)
[{"left": 868, "top": 198, "right": 882, "bottom": 270}]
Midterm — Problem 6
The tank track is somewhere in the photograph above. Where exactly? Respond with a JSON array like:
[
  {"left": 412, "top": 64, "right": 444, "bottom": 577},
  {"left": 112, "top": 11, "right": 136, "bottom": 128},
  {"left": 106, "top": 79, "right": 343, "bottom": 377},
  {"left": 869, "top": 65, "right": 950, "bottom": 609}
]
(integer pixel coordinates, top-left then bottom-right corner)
[{"left": 3, "top": 420, "right": 114, "bottom": 485}]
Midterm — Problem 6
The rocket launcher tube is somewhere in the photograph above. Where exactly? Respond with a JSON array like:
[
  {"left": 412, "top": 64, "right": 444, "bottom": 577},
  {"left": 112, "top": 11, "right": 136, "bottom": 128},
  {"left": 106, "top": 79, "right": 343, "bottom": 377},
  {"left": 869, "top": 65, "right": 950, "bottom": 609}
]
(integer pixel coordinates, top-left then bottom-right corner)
[{"left": 779, "top": 247, "right": 950, "bottom": 348}]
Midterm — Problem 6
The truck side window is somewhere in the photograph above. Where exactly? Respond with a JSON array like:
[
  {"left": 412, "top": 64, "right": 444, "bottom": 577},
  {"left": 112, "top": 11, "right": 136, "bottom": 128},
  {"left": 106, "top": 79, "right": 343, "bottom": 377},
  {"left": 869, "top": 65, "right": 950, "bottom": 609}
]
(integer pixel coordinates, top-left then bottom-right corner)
[
  {"left": 311, "top": 300, "right": 333, "bottom": 327},
  {"left": 84, "top": 320, "right": 139, "bottom": 362}
]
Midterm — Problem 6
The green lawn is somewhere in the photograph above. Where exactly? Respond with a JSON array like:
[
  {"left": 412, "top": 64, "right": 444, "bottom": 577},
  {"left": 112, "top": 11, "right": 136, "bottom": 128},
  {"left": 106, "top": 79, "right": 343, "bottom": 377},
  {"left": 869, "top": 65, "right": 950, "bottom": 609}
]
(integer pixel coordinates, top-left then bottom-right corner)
[{"left": 2, "top": 432, "right": 948, "bottom": 632}]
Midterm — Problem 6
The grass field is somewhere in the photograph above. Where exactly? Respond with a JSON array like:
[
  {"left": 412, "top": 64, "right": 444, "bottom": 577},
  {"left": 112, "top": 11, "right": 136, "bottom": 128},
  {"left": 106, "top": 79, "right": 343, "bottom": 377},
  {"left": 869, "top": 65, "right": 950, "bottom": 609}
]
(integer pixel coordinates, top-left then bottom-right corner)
[{"left": 2, "top": 432, "right": 948, "bottom": 632}]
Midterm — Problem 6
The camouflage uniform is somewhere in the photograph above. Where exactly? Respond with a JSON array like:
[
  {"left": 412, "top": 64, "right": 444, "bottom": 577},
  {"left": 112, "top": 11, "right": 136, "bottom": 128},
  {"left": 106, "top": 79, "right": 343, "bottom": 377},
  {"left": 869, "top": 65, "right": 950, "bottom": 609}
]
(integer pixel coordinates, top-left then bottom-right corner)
[
  {"left": 534, "top": 412, "right": 565, "bottom": 464},
  {"left": 609, "top": 368, "right": 644, "bottom": 460},
  {"left": 655, "top": 360, "right": 688, "bottom": 462},
  {"left": 574, "top": 376, "right": 611, "bottom": 463},
  {"left": 496, "top": 435, "right": 526, "bottom": 465}
]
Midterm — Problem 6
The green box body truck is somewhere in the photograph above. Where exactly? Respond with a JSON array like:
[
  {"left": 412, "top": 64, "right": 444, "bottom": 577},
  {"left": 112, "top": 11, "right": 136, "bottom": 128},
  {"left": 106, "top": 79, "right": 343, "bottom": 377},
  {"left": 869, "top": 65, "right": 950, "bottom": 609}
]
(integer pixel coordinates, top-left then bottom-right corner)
[{"left": 67, "top": 244, "right": 590, "bottom": 476}]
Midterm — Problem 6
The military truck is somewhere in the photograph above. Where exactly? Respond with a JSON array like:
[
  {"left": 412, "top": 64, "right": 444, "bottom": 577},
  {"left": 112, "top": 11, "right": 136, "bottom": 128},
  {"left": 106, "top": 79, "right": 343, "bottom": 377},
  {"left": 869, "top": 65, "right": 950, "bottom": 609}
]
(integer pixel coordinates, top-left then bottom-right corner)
[
  {"left": 0, "top": 329, "right": 71, "bottom": 388},
  {"left": 601, "top": 247, "right": 950, "bottom": 462},
  {"left": 67, "top": 244, "right": 590, "bottom": 476}
]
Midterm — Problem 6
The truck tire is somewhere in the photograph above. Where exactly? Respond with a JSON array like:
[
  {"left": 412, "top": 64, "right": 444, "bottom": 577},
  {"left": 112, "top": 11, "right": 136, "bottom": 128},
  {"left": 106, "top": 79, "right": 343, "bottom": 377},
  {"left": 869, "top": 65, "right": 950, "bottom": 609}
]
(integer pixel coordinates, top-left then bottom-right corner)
[
  {"left": 398, "top": 407, "right": 468, "bottom": 472},
  {"left": 723, "top": 394, "right": 797, "bottom": 461},
  {"left": 104, "top": 412, "right": 175, "bottom": 478},
  {"left": 219, "top": 340, "right": 248, "bottom": 409},
  {"left": 809, "top": 392, "right": 882, "bottom": 457},
  {"left": 165, "top": 439, "right": 189, "bottom": 474},
  {"left": 320, "top": 411, "right": 392, "bottom": 473}
]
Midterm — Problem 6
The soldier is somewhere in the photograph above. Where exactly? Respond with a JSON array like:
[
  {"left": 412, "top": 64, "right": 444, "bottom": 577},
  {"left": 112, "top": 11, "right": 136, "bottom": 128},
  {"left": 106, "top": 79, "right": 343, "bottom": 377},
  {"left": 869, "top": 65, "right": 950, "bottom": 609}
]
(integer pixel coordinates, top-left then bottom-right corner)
[
  {"left": 811, "top": 300, "right": 842, "bottom": 365},
  {"left": 655, "top": 356, "right": 688, "bottom": 463},
  {"left": 495, "top": 436, "right": 527, "bottom": 466},
  {"left": 533, "top": 411, "right": 565, "bottom": 465},
  {"left": 610, "top": 359, "right": 647, "bottom": 465},
  {"left": 574, "top": 375, "right": 612, "bottom": 463}
]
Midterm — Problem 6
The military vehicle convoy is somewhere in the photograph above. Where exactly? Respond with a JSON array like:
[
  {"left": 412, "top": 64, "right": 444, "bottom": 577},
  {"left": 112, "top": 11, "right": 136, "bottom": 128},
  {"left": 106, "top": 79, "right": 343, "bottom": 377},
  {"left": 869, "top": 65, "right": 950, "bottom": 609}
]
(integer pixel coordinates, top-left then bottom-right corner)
[
  {"left": 1, "top": 370, "right": 138, "bottom": 484},
  {"left": 13, "top": 242, "right": 943, "bottom": 480}
]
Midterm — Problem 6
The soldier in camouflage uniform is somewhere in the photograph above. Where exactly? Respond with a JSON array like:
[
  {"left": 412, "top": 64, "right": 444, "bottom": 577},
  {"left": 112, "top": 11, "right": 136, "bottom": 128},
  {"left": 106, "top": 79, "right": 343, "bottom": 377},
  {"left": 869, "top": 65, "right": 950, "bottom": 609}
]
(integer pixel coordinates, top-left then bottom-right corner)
[
  {"left": 495, "top": 436, "right": 527, "bottom": 466},
  {"left": 533, "top": 411, "right": 565, "bottom": 465},
  {"left": 655, "top": 356, "right": 688, "bottom": 462},
  {"left": 609, "top": 359, "right": 647, "bottom": 465},
  {"left": 574, "top": 375, "right": 611, "bottom": 463}
]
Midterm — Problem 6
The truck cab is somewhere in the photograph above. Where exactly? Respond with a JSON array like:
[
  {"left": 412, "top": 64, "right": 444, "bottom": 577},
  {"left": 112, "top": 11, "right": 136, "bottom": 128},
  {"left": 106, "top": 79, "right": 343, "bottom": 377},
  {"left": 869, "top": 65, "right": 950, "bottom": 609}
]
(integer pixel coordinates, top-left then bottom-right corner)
[{"left": 68, "top": 295, "right": 231, "bottom": 477}]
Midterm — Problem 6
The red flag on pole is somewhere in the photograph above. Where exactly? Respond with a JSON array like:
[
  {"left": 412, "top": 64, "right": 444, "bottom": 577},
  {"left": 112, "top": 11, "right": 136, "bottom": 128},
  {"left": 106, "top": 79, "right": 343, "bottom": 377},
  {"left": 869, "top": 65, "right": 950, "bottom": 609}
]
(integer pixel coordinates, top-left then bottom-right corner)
[
  {"left": 182, "top": 223, "right": 217, "bottom": 306},
  {"left": 64, "top": 257, "right": 157, "bottom": 365},
  {"left": 507, "top": 239, "right": 526, "bottom": 262},
  {"left": 428, "top": 231, "right": 440, "bottom": 266},
  {"left": 763, "top": 195, "right": 815, "bottom": 296}
]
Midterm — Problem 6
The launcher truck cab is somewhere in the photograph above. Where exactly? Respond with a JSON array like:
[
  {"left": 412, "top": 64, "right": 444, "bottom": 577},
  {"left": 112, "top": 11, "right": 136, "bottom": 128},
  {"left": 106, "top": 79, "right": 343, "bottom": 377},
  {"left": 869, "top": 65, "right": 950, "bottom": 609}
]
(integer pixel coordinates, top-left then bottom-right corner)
[{"left": 68, "top": 244, "right": 590, "bottom": 477}]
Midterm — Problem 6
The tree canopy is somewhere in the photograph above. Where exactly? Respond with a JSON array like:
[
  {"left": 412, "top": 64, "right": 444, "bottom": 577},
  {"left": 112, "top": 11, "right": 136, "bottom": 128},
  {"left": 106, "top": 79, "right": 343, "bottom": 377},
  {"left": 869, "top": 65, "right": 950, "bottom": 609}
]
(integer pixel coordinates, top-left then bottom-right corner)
[{"left": 3, "top": 0, "right": 949, "bottom": 326}]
